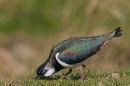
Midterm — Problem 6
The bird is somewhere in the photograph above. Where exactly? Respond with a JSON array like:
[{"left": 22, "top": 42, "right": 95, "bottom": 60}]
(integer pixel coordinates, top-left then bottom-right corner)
[{"left": 35, "top": 27, "right": 122, "bottom": 80}]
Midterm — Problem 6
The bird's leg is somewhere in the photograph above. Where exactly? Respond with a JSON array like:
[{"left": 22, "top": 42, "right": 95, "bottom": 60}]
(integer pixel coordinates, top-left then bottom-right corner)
[
  {"left": 60, "top": 69, "right": 72, "bottom": 79},
  {"left": 81, "top": 64, "right": 86, "bottom": 81}
]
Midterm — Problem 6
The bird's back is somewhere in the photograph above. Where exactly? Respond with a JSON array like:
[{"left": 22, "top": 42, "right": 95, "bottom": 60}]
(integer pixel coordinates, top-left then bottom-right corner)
[
  {"left": 52, "top": 27, "right": 122, "bottom": 68},
  {"left": 54, "top": 36, "right": 104, "bottom": 64}
]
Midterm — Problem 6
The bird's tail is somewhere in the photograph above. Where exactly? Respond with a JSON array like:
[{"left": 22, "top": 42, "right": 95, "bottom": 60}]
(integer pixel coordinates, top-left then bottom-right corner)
[
  {"left": 103, "top": 27, "right": 122, "bottom": 41},
  {"left": 100, "top": 27, "right": 122, "bottom": 49},
  {"left": 112, "top": 27, "right": 122, "bottom": 38}
]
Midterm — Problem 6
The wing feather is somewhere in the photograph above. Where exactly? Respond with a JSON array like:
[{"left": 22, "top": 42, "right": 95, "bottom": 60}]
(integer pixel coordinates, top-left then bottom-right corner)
[{"left": 54, "top": 37, "right": 104, "bottom": 65}]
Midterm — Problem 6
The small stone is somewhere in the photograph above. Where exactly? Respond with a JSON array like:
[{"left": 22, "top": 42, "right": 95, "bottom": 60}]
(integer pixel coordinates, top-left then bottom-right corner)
[
  {"left": 98, "top": 82, "right": 103, "bottom": 86},
  {"left": 111, "top": 73, "right": 121, "bottom": 79},
  {"left": 105, "top": 73, "right": 121, "bottom": 80}
]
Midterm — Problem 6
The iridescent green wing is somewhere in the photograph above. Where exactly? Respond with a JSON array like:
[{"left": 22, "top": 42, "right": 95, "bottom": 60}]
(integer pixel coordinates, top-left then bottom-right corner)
[{"left": 55, "top": 36, "right": 104, "bottom": 65}]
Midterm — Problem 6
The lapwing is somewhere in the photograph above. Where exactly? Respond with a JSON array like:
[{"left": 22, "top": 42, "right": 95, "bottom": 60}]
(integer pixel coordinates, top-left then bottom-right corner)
[{"left": 36, "top": 27, "right": 122, "bottom": 80}]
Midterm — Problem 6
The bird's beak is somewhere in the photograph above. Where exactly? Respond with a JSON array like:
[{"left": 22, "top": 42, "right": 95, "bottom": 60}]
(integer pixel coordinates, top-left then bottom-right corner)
[
  {"left": 35, "top": 76, "right": 40, "bottom": 80},
  {"left": 35, "top": 75, "right": 46, "bottom": 80}
]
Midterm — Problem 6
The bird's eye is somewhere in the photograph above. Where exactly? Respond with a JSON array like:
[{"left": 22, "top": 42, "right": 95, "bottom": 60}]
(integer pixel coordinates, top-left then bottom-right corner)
[
  {"left": 37, "top": 71, "right": 43, "bottom": 75},
  {"left": 37, "top": 70, "right": 47, "bottom": 75},
  {"left": 37, "top": 71, "right": 40, "bottom": 74}
]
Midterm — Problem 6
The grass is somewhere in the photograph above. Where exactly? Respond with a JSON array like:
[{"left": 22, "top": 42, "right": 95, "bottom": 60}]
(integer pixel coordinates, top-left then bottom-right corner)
[{"left": 1, "top": 68, "right": 130, "bottom": 86}]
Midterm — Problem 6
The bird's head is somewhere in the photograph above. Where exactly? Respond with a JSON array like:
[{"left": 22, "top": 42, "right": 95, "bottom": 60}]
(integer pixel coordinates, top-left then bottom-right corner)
[{"left": 35, "top": 61, "right": 55, "bottom": 80}]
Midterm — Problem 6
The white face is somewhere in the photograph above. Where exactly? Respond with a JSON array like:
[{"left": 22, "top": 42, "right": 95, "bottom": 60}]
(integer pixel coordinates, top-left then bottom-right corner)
[{"left": 44, "top": 68, "right": 55, "bottom": 77}]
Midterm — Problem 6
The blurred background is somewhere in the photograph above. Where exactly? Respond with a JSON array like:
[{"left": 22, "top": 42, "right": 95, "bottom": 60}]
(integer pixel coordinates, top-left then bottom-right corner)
[{"left": 0, "top": 0, "right": 130, "bottom": 79}]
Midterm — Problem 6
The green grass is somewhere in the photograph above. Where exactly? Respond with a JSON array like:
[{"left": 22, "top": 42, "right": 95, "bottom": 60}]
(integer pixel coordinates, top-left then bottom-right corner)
[{"left": 1, "top": 68, "right": 130, "bottom": 86}]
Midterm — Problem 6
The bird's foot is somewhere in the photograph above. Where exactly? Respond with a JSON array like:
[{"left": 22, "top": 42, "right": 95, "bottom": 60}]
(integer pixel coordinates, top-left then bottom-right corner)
[
  {"left": 59, "top": 75, "right": 66, "bottom": 80},
  {"left": 59, "top": 69, "right": 72, "bottom": 80},
  {"left": 79, "top": 76, "right": 85, "bottom": 81}
]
